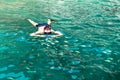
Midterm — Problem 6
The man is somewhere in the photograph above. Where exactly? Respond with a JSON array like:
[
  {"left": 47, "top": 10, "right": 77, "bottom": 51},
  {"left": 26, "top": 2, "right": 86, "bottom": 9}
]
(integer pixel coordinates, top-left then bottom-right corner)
[{"left": 27, "top": 19, "right": 63, "bottom": 37}]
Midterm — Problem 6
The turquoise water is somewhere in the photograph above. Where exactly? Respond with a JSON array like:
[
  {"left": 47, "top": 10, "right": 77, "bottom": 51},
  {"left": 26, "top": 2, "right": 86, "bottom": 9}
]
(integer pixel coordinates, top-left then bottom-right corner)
[{"left": 0, "top": 0, "right": 120, "bottom": 80}]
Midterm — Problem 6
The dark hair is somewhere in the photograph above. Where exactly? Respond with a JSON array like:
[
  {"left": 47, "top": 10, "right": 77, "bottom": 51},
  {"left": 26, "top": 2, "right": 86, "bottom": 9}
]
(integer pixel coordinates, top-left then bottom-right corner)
[{"left": 44, "top": 25, "right": 51, "bottom": 30}]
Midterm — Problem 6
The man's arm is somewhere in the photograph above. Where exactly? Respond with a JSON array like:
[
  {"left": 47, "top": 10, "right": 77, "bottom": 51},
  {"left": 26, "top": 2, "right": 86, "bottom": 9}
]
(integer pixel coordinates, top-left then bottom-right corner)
[{"left": 52, "top": 30, "right": 63, "bottom": 37}]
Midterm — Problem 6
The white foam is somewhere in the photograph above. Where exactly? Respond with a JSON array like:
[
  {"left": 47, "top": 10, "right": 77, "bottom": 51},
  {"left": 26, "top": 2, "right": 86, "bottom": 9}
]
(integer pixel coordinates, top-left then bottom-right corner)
[
  {"left": 58, "top": 0, "right": 64, "bottom": 4},
  {"left": 116, "top": 13, "right": 120, "bottom": 18}
]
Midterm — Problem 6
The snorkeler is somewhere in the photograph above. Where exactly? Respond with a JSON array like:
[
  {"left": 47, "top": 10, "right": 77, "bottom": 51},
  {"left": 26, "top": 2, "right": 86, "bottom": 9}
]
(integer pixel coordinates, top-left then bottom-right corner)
[{"left": 27, "top": 19, "right": 63, "bottom": 37}]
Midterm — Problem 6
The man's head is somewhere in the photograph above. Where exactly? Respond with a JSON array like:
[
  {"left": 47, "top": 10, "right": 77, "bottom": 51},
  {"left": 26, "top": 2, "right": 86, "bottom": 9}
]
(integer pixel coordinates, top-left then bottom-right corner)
[
  {"left": 44, "top": 25, "right": 51, "bottom": 30},
  {"left": 44, "top": 25, "right": 51, "bottom": 34}
]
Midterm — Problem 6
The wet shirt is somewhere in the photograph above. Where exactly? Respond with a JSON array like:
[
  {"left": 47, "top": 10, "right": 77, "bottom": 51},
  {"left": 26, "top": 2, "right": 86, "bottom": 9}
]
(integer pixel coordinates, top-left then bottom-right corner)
[{"left": 36, "top": 23, "right": 49, "bottom": 27}]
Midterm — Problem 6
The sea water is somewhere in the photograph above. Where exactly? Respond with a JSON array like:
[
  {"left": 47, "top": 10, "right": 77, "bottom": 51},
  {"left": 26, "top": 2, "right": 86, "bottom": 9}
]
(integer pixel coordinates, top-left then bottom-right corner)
[{"left": 0, "top": 0, "right": 120, "bottom": 80}]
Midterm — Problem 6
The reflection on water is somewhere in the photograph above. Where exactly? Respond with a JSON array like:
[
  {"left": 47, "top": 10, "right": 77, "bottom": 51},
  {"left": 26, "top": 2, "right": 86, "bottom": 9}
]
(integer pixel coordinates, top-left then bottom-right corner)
[{"left": 0, "top": 0, "right": 120, "bottom": 80}]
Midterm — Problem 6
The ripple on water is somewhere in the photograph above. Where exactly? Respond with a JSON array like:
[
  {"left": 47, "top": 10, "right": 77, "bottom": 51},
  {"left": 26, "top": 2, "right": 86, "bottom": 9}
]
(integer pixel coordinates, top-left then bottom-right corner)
[
  {"left": 104, "top": 57, "right": 113, "bottom": 63},
  {"left": 71, "top": 75, "right": 78, "bottom": 79},
  {"left": 48, "top": 61, "right": 55, "bottom": 65},
  {"left": 96, "top": 53, "right": 102, "bottom": 57},
  {"left": 0, "top": 67, "right": 8, "bottom": 72},
  {"left": 50, "top": 66, "right": 62, "bottom": 71},
  {"left": 102, "top": 49, "right": 112, "bottom": 54},
  {"left": 68, "top": 69, "right": 80, "bottom": 74},
  {"left": 68, "top": 47, "right": 80, "bottom": 51},
  {"left": 71, "top": 61, "right": 80, "bottom": 65},
  {"left": 116, "top": 13, "right": 120, "bottom": 18},
  {"left": 57, "top": 0, "right": 64, "bottom": 4},
  {"left": 0, "top": 64, "right": 15, "bottom": 72},
  {"left": 15, "top": 36, "right": 26, "bottom": 42},
  {"left": 0, "top": 74, "right": 6, "bottom": 79},
  {"left": 1, "top": 32, "right": 17, "bottom": 37},
  {"left": 0, "top": 46, "right": 9, "bottom": 51},
  {"left": 28, "top": 55, "right": 36, "bottom": 59},
  {"left": 86, "top": 47, "right": 112, "bottom": 55},
  {"left": 8, "top": 64, "right": 15, "bottom": 68},
  {"left": 0, "top": 72, "right": 29, "bottom": 80}
]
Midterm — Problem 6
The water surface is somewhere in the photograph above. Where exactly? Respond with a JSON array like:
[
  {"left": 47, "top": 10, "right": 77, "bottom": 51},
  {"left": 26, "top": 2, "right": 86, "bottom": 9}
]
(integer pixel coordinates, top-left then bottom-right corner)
[{"left": 0, "top": 0, "right": 120, "bottom": 80}]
